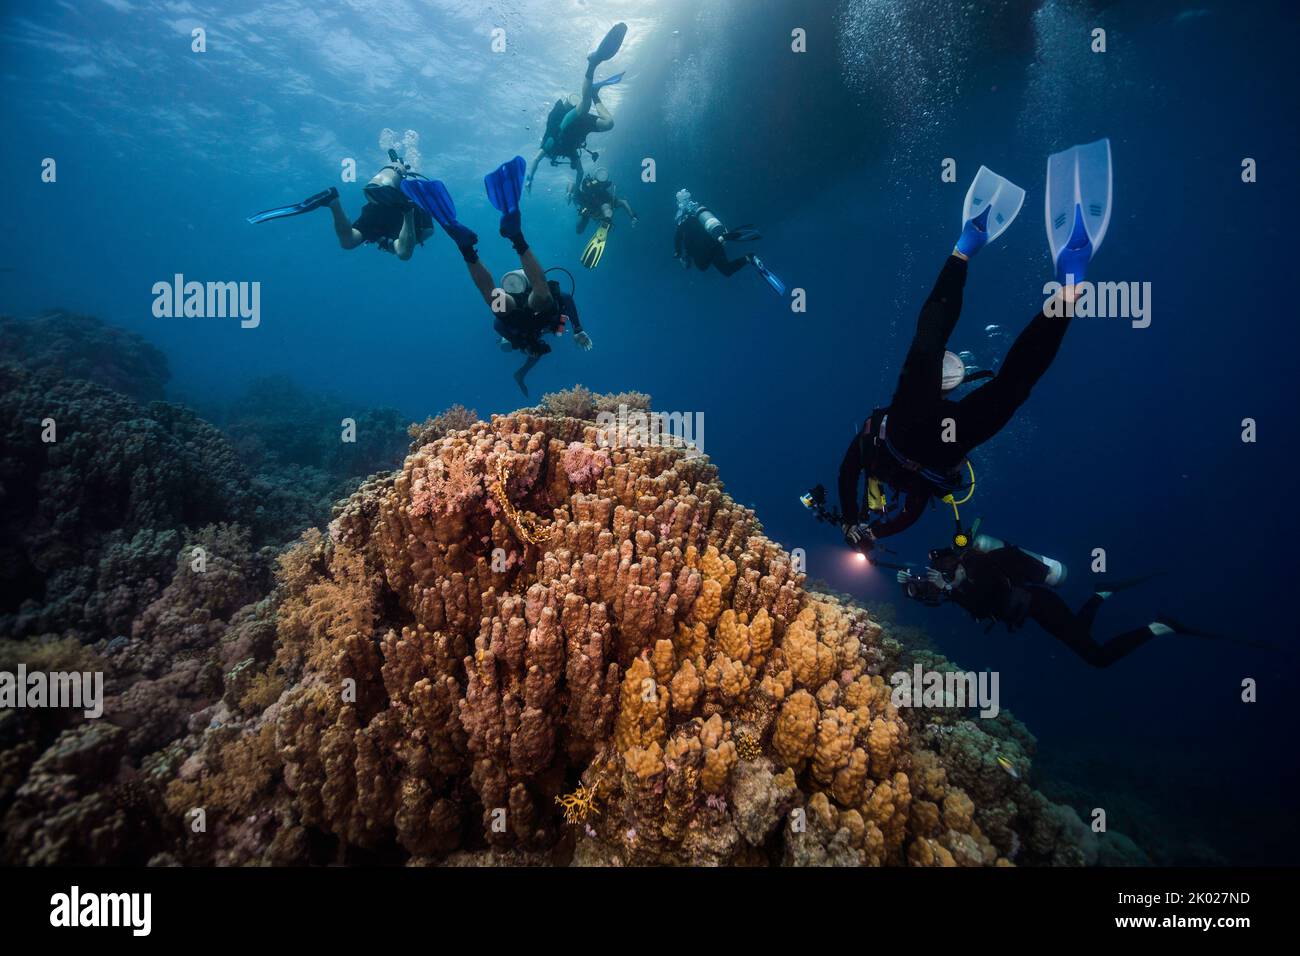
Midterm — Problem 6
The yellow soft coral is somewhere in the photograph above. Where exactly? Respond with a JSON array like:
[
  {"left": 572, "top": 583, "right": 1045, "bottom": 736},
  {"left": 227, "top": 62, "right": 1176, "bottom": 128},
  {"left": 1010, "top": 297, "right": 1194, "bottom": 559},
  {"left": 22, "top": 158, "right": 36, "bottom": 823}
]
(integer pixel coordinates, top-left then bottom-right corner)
[{"left": 556, "top": 783, "right": 602, "bottom": 824}]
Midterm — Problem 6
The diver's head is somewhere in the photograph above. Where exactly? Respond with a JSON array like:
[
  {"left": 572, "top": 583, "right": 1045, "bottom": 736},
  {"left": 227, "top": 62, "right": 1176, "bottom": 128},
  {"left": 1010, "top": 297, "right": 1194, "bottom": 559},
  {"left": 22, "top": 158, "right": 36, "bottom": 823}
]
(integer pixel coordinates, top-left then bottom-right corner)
[
  {"left": 928, "top": 547, "right": 961, "bottom": 578},
  {"left": 941, "top": 350, "right": 966, "bottom": 392},
  {"left": 500, "top": 269, "right": 528, "bottom": 296}
]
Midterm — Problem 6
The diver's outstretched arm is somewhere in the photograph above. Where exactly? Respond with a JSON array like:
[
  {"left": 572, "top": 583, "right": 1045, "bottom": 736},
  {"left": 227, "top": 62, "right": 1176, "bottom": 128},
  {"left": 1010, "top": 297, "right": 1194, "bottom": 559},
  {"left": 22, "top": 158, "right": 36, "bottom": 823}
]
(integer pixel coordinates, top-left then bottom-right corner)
[
  {"left": 525, "top": 151, "right": 544, "bottom": 192},
  {"left": 867, "top": 491, "right": 926, "bottom": 542},
  {"left": 392, "top": 207, "right": 417, "bottom": 261},
  {"left": 836, "top": 435, "right": 866, "bottom": 528},
  {"left": 617, "top": 198, "right": 637, "bottom": 221}
]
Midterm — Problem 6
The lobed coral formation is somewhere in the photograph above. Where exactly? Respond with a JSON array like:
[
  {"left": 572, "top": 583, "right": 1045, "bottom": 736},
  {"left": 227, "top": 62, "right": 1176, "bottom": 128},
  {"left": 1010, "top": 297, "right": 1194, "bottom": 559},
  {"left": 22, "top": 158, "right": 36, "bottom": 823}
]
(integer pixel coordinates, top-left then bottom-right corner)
[
  {"left": 408, "top": 404, "right": 480, "bottom": 453},
  {"left": 162, "top": 408, "right": 1097, "bottom": 866},
  {"left": 538, "top": 384, "right": 651, "bottom": 421}
]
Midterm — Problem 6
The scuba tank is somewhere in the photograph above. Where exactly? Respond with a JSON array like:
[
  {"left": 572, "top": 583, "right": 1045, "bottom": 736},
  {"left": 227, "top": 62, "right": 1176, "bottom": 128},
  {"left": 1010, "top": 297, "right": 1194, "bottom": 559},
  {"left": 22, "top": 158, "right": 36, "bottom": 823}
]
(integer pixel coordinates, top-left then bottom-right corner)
[
  {"left": 498, "top": 267, "right": 577, "bottom": 332},
  {"left": 972, "top": 534, "right": 1068, "bottom": 587},
  {"left": 542, "top": 98, "right": 572, "bottom": 154},
  {"left": 364, "top": 149, "right": 413, "bottom": 206},
  {"left": 695, "top": 205, "right": 727, "bottom": 241},
  {"left": 673, "top": 190, "right": 727, "bottom": 239},
  {"left": 501, "top": 269, "right": 529, "bottom": 297}
]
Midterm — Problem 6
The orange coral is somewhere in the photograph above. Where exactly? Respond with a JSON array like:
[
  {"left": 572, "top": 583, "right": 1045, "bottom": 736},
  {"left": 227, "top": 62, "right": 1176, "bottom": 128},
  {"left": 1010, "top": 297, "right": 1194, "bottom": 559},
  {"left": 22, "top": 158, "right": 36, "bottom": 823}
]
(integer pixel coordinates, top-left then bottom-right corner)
[{"left": 166, "top": 409, "right": 1085, "bottom": 867}]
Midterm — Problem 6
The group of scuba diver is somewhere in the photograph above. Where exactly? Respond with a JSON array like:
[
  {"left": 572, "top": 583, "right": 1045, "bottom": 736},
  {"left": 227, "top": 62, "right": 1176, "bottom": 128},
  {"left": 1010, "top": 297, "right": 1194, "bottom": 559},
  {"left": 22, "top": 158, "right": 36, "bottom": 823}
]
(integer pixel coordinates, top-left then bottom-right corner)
[
  {"left": 802, "top": 140, "right": 1244, "bottom": 668},
  {"left": 242, "top": 29, "right": 1234, "bottom": 670},
  {"left": 246, "top": 22, "right": 787, "bottom": 395}
]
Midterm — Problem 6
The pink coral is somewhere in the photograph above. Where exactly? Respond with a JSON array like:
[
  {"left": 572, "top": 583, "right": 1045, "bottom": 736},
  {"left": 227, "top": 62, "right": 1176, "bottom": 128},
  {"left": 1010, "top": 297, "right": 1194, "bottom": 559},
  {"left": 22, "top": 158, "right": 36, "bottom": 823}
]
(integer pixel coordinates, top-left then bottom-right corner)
[{"left": 562, "top": 441, "right": 610, "bottom": 488}]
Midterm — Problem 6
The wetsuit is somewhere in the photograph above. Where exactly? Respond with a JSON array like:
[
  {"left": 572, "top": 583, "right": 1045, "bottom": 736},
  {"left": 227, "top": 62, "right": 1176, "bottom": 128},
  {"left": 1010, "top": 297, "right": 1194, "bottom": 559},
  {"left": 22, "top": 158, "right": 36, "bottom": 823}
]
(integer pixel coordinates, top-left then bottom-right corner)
[
  {"left": 902, "top": 546, "right": 1159, "bottom": 668},
  {"left": 838, "top": 255, "right": 1072, "bottom": 540},
  {"left": 546, "top": 109, "right": 600, "bottom": 166},
  {"left": 495, "top": 284, "right": 583, "bottom": 356},
  {"left": 674, "top": 214, "right": 749, "bottom": 276},
  {"left": 577, "top": 179, "right": 613, "bottom": 215},
  {"left": 351, "top": 202, "right": 433, "bottom": 248}
]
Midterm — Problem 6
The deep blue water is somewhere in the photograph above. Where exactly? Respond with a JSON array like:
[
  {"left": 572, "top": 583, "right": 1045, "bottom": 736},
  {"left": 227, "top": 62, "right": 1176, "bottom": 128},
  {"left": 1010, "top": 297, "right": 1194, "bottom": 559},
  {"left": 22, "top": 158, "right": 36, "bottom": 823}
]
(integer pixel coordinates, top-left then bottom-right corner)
[{"left": 3, "top": 0, "right": 1297, "bottom": 863}]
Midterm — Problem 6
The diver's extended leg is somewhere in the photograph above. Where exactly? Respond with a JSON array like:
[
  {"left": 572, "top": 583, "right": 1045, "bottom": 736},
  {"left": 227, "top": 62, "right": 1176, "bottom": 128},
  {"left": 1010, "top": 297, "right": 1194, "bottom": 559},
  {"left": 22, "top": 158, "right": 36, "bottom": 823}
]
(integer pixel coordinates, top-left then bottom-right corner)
[
  {"left": 1029, "top": 589, "right": 1159, "bottom": 668},
  {"left": 513, "top": 353, "right": 543, "bottom": 396},
  {"left": 889, "top": 255, "right": 969, "bottom": 415},
  {"left": 715, "top": 256, "right": 750, "bottom": 277},
  {"left": 329, "top": 198, "right": 364, "bottom": 249},
  {"left": 590, "top": 100, "right": 614, "bottom": 133},
  {"left": 709, "top": 244, "right": 749, "bottom": 277},
  {"left": 951, "top": 308, "right": 1071, "bottom": 451}
]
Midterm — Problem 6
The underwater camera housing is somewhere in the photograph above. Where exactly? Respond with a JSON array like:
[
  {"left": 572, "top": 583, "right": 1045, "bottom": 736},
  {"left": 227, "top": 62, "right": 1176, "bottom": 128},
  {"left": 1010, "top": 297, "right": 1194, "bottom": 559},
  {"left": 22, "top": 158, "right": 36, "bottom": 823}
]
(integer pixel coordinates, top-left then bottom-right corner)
[{"left": 800, "top": 483, "right": 827, "bottom": 511}]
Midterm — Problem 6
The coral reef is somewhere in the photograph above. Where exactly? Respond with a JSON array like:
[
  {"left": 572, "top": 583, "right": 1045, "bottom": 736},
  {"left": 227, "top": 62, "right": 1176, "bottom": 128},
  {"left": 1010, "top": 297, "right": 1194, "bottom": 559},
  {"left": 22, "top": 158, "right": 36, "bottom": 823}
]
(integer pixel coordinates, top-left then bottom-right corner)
[
  {"left": 215, "top": 375, "right": 408, "bottom": 480},
  {"left": 162, "top": 408, "right": 1096, "bottom": 866},
  {"left": 0, "top": 337, "right": 1112, "bottom": 866},
  {"left": 408, "top": 404, "right": 480, "bottom": 453},
  {"left": 0, "top": 362, "right": 260, "bottom": 641},
  {"left": 0, "top": 311, "right": 170, "bottom": 402},
  {"left": 0, "top": 522, "right": 277, "bottom": 865},
  {"left": 212, "top": 376, "right": 410, "bottom": 536},
  {"left": 538, "top": 384, "right": 651, "bottom": 421}
]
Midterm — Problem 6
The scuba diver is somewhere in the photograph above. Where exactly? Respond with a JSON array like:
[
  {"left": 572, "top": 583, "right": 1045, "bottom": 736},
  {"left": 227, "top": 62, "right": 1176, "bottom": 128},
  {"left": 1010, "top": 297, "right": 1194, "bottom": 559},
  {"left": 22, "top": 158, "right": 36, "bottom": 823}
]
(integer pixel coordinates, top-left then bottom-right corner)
[
  {"left": 245, "top": 150, "right": 434, "bottom": 260},
  {"left": 569, "top": 167, "right": 637, "bottom": 269},
  {"left": 673, "top": 189, "right": 786, "bottom": 296},
  {"left": 527, "top": 23, "right": 627, "bottom": 193},
  {"left": 897, "top": 535, "right": 1209, "bottom": 668},
  {"left": 834, "top": 142, "right": 1113, "bottom": 555},
  {"left": 400, "top": 156, "right": 592, "bottom": 397}
]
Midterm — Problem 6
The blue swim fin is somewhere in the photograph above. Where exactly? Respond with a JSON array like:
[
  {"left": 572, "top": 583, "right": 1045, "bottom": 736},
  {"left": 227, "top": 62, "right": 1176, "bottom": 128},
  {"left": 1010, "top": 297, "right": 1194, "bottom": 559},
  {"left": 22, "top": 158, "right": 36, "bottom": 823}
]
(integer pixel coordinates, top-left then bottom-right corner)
[
  {"left": 957, "top": 166, "right": 1025, "bottom": 257},
  {"left": 1045, "top": 138, "right": 1112, "bottom": 284},
  {"left": 749, "top": 256, "right": 786, "bottom": 296},
  {"left": 401, "top": 179, "right": 457, "bottom": 228},
  {"left": 592, "top": 71, "right": 624, "bottom": 93},
  {"left": 589, "top": 23, "right": 627, "bottom": 66},
  {"left": 246, "top": 187, "right": 337, "bottom": 225},
  {"left": 401, "top": 179, "right": 477, "bottom": 248},
  {"left": 484, "top": 156, "right": 527, "bottom": 215}
]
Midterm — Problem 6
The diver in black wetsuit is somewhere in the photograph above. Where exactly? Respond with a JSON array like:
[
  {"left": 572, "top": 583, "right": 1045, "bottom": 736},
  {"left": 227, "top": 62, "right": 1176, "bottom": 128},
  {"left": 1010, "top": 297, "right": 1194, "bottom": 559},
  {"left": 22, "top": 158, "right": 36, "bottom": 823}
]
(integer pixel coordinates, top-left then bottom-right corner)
[
  {"left": 673, "top": 189, "right": 760, "bottom": 275},
  {"left": 492, "top": 270, "right": 589, "bottom": 396},
  {"left": 837, "top": 252, "right": 1076, "bottom": 553},
  {"left": 898, "top": 543, "right": 1192, "bottom": 668},
  {"left": 672, "top": 189, "right": 785, "bottom": 294},
  {"left": 569, "top": 167, "right": 636, "bottom": 232}
]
